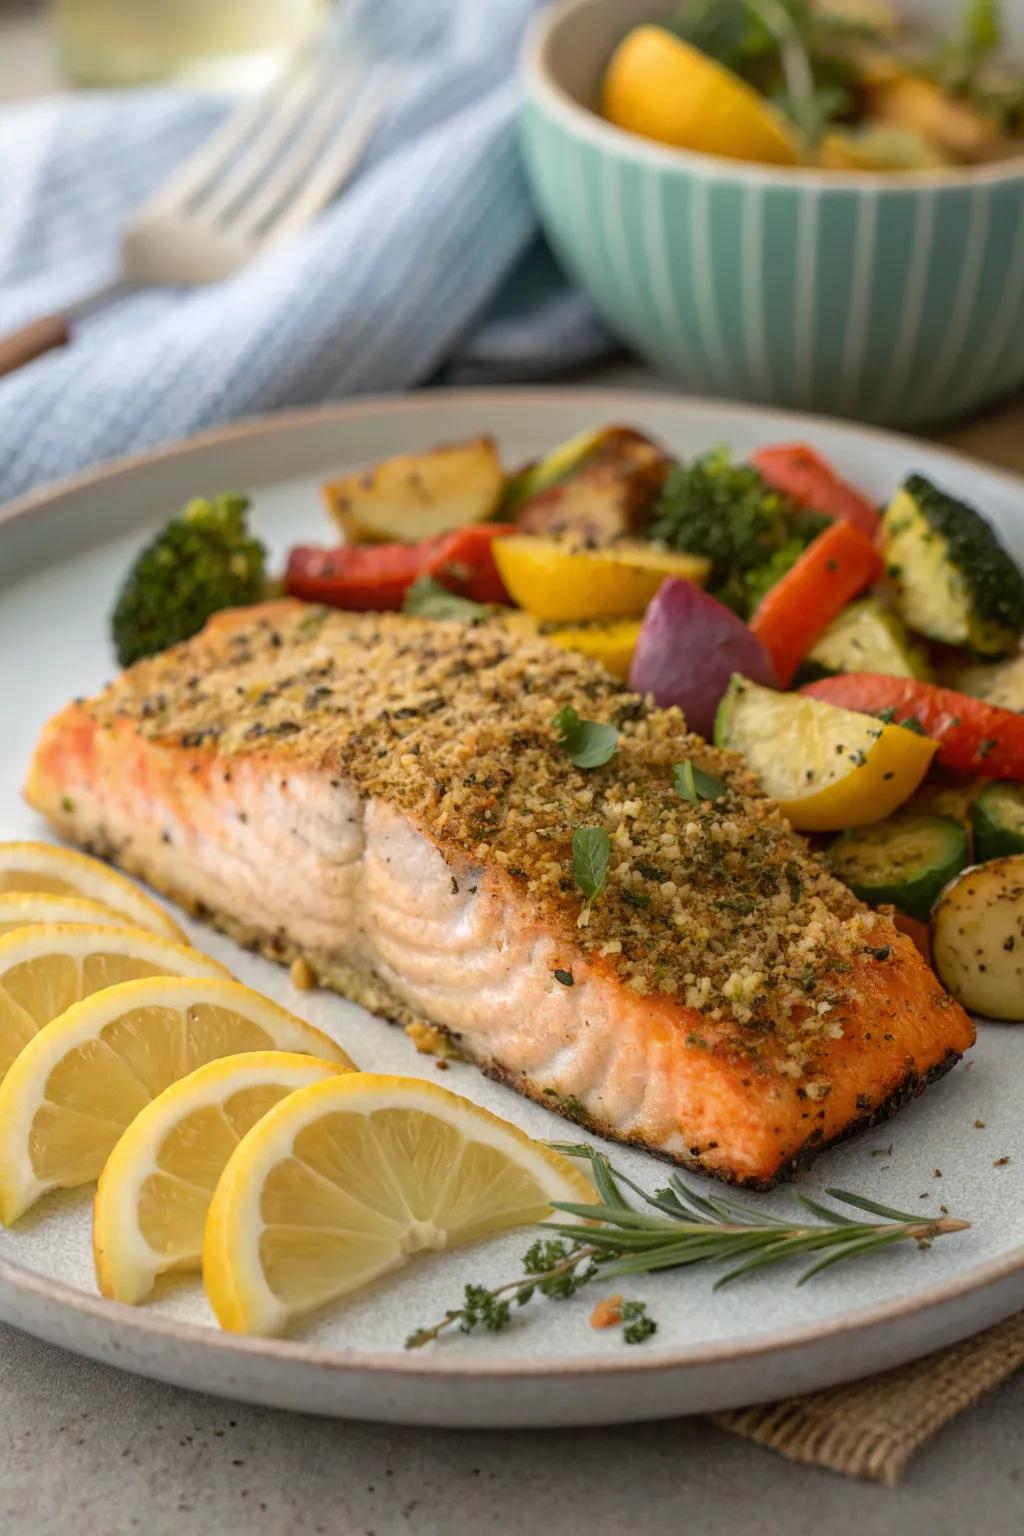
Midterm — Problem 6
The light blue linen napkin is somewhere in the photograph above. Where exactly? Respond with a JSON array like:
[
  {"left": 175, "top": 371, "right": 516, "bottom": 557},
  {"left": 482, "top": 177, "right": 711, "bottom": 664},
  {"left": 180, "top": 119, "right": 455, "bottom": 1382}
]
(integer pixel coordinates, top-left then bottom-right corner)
[{"left": 0, "top": 0, "right": 610, "bottom": 504}]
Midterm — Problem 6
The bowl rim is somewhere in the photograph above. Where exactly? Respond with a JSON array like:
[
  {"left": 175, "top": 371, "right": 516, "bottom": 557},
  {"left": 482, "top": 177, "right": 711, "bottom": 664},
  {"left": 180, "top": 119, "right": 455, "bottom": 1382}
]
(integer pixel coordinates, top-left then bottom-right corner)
[{"left": 522, "top": 0, "right": 1024, "bottom": 192}]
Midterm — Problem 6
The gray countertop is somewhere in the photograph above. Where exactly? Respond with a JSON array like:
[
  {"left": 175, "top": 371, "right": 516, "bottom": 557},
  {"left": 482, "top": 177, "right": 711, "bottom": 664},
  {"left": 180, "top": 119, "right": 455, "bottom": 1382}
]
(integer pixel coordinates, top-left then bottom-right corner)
[
  {"left": 2, "top": 9, "right": 1022, "bottom": 1530},
  {"left": 3, "top": 1321, "right": 1024, "bottom": 1536}
]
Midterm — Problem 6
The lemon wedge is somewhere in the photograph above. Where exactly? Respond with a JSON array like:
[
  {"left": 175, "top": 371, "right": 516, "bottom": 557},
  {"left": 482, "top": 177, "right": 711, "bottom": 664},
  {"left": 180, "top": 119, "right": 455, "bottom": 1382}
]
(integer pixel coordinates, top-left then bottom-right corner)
[
  {"left": 94, "top": 1051, "right": 349, "bottom": 1304},
  {"left": 203, "top": 1073, "right": 594, "bottom": 1337},
  {"left": 0, "top": 892, "right": 135, "bottom": 937},
  {"left": 603, "top": 25, "right": 801, "bottom": 166},
  {"left": 0, "top": 923, "right": 231, "bottom": 1085},
  {"left": 0, "top": 843, "right": 184, "bottom": 942},
  {"left": 0, "top": 976, "right": 354, "bottom": 1225}
]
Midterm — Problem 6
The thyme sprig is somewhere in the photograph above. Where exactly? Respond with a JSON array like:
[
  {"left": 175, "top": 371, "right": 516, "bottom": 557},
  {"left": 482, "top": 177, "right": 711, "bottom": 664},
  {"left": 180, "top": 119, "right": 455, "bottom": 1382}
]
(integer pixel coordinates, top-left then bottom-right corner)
[{"left": 406, "top": 1145, "right": 970, "bottom": 1350}]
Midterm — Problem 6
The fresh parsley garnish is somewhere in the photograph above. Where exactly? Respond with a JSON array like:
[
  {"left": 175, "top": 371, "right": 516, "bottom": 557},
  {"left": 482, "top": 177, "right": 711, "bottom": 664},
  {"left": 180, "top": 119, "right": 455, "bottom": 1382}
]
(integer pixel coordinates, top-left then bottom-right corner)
[
  {"left": 552, "top": 706, "right": 620, "bottom": 770},
  {"left": 402, "top": 577, "right": 488, "bottom": 622},
  {"left": 572, "top": 826, "right": 610, "bottom": 902},
  {"left": 674, "top": 759, "right": 728, "bottom": 804}
]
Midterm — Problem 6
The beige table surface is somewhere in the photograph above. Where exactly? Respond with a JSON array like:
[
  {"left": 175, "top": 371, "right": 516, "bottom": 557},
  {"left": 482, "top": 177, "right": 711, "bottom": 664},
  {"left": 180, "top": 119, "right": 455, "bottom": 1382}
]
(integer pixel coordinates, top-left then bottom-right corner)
[{"left": 2, "top": 9, "right": 1024, "bottom": 1534}]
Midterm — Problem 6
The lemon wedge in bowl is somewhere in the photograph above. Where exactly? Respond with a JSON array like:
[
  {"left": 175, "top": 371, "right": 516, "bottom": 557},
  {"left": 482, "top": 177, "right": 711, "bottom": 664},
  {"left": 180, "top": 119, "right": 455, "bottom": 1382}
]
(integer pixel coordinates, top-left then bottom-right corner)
[
  {"left": 94, "top": 1051, "right": 349, "bottom": 1304},
  {"left": 603, "top": 25, "right": 801, "bottom": 166},
  {"left": 204, "top": 1073, "right": 594, "bottom": 1337},
  {"left": 0, "top": 923, "right": 231, "bottom": 1084},
  {"left": 0, "top": 842, "right": 185, "bottom": 941},
  {"left": 0, "top": 975, "right": 353, "bottom": 1225}
]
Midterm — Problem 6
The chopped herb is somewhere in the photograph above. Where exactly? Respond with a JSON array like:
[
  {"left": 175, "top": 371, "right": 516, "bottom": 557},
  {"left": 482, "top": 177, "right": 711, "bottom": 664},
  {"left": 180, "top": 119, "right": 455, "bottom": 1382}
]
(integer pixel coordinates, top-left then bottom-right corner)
[
  {"left": 622, "top": 889, "right": 651, "bottom": 910},
  {"left": 402, "top": 577, "right": 488, "bottom": 621},
  {"left": 901, "top": 716, "right": 926, "bottom": 735},
  {"left": 620, "top": 1299, "right": 658, "bottom": 1345},
  {"left": 59, "top": 795, "right": 75, "bottom": 813},
  {"left": 553, "top": 968, "right": 575, "bottom": 987},
  {"left": 978, "top": 738, "right": 998, "bottom": 760},
  {"left": 572, "top": 826, "right": 610, "bottom": 902},
  {"left": 552, "top": 705, "right": 620, "bottom": 770},
  {"left": 674, "top": 759, "right": 727, "bottom": 805},
  {"left": 866, "top": 944, "right": 891, "bottom": 962},
  {"left": 637, "top": 861, "right": 669, "bottom": 883}
]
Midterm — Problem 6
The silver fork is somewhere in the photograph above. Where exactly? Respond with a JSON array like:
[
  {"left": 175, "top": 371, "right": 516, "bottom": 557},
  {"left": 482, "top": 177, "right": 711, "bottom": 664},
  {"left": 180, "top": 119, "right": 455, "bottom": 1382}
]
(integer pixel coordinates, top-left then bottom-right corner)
[{"left": 0, "top": 43, "right": 385, "bottom": 379}]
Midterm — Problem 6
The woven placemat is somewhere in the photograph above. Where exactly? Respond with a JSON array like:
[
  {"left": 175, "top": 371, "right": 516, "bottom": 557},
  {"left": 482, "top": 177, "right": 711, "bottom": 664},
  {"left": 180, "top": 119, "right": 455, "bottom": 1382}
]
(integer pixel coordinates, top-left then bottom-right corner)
[{"left": 712, "top": 1312, "right": 1024, "bottom": 1484}]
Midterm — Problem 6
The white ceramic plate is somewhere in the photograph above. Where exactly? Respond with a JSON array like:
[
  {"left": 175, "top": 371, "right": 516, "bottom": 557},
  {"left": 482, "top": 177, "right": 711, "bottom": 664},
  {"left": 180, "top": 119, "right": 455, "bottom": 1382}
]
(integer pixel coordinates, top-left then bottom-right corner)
[{"left": 1, "top": 389, "right": 1022, "bottom": 1427}]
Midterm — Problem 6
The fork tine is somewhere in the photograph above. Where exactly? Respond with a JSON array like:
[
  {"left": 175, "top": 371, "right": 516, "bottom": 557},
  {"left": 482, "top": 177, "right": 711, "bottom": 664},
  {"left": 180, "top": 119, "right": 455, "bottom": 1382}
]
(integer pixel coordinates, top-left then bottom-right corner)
[
  {"left": 229, "top": 63, "right": 361, "bottom": 240},
  {"left": 260, "top": 80, "right": 387, "bottom": 247},
  {"left": 191, "top": 58, "right": 327, "bottom": 228},
  {"left": 143, "top": 40, "right": 319, "bottom": 219}
]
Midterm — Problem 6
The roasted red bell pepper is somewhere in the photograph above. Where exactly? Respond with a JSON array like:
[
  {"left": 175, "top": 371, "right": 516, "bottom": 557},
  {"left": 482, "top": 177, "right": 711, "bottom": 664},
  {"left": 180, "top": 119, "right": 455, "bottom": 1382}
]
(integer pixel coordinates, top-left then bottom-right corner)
[
  {"left": 286, "top": 523, "right": 516, "bottom": 612},
  {"left": 748, "top": 519, "right": 884, "bottom": 687},
  {"left": 286, "top": 543, "right": 425, "bottom": 611},
  {"left": 752, "top": 443, "right": 880, "bottom": 539},
  {"left": 801, "top": 673, "right": 1024, "bottom": 780},
  {"left": 422, "top": 523, "right": 516, "bottom": 604}
]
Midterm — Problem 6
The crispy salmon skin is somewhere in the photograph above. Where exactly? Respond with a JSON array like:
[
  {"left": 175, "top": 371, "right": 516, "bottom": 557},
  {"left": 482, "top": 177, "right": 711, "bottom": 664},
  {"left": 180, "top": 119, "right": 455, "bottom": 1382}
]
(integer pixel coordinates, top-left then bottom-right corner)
[{"left": 27, "top": 600, "right": 974, "bottom": 1187}]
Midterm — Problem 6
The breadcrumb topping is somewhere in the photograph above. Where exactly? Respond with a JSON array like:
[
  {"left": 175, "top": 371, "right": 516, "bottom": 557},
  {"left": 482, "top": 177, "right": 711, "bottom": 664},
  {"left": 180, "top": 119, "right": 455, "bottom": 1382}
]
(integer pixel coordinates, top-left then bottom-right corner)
[{"left": 85, "top": 601, "right": 888, "bottom": 1073}]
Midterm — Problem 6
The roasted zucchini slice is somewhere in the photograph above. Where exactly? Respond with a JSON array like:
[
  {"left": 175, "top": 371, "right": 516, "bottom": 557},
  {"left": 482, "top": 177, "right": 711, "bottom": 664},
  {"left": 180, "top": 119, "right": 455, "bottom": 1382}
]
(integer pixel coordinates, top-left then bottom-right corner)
[
  {"left": 828, "top": 813, "right": 968, "bottom": 922},
  {"left": 971, "top": 782, "right": 1024, "bottom": 863}
]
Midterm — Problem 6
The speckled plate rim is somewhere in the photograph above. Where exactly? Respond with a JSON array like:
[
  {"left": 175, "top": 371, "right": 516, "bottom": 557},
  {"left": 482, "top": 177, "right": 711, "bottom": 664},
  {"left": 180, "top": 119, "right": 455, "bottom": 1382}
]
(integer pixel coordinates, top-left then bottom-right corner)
[
  {"left": 2, "top": 385, "right": 1024, "bottom": 1402},
  {"left": 523, "top": 0, "right": 1024, "bottom": 190}
]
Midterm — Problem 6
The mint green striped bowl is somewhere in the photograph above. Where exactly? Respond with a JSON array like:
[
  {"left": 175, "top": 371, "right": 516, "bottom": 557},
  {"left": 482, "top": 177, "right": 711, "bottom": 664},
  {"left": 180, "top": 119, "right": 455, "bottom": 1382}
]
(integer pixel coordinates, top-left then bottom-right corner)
[{"left": 521, "top": 0, "right": 1024, "bottom": 429}]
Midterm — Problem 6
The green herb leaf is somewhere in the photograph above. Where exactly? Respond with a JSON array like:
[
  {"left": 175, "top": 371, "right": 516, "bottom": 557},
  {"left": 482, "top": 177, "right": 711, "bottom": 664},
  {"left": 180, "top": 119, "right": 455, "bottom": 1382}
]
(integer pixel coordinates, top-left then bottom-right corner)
[
  {"left": 407, "top": 1146, "right": 970, "bottom": 1351},
  {"left": 572, "top": 826, "right": 610, "bottom": 902},
  {"left": 674, "top": 759, "right": 728, "bottom": 804},
  {"left": 553, "top": 968, "right": 575, "bottom": 987},
  {"left": 552, "top": 705, "right": 620, "bottom": 770},
  {"left": 402, "top": 577, "right": 489, "bottom": 622}
]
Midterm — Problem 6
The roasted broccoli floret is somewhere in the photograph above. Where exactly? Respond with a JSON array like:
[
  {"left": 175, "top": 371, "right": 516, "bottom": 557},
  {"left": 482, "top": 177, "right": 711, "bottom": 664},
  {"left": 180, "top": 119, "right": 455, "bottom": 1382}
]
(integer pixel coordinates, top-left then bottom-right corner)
[
  {"left": 111, "top": 493, "right": 265, "bottom": 667},
  {"left": 648, "top": 449, "right": 828, "bottom": 617},
  {"left": 882, "top": 474, "right": 1024, "bottom": 658}
]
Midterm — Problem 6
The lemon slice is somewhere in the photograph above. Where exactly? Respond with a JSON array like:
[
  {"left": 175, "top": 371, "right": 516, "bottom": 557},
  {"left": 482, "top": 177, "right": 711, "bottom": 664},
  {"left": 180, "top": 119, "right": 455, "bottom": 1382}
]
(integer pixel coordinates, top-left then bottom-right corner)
[
  {"left": 204, "top": 1073, "right": 594, "bottom": 1336},
  {"left": 0, "top": 976, "right": 354, "bottom": 1225},
  {"left": 0, "top": 923, "right": 231, "bottom": 1085},
  {"left": 0, "top": 892, "right": 136, "bottom": 938},
  {"left": 95, "top": 1051, "right": 349, "bottom": 1304},
  {"left": 0, "top": 843, "right": 184, "bottom": 942},
  {"left": 603, "top": 25, "right": 801, "bottom": 166},
  {"left": 715, "top": 676, "right": 938, "bottom": 833}
]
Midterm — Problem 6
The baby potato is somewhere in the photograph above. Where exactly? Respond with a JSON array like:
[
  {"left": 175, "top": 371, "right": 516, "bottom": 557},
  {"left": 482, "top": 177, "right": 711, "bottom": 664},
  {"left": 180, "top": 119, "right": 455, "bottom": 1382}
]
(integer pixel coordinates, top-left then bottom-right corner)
[{"left": 932, "top": 855, "right": 1024, "bottom": 1020}]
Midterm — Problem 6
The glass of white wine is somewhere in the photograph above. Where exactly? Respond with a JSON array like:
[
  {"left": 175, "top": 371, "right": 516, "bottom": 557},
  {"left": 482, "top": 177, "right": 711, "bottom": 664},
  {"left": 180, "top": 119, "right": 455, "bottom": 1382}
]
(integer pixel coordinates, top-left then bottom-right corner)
[{"left": 53, "top": 0, "right": 329, "bottom": 88}]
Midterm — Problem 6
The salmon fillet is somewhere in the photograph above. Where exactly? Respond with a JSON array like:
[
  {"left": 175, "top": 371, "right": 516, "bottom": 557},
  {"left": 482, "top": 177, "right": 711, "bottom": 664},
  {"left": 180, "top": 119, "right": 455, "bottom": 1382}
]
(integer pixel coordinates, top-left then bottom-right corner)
[{"left": 26, "top": 600, "right": 974, "bottom": 1187}]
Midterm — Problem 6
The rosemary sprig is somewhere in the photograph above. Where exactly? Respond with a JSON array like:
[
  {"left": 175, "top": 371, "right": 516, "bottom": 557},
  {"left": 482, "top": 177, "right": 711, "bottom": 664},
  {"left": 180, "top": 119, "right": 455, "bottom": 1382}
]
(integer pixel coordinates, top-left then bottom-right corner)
[{"left": 406, "top": 1145, "right": 969, "bottom": 1350}]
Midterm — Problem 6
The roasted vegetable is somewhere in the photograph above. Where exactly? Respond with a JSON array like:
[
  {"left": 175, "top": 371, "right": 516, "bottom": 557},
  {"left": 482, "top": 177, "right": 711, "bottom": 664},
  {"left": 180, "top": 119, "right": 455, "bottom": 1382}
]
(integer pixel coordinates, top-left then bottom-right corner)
[
  {"left": 491, "top": 535, "right": 708, "bottom": 624},
  {"left": 714, "top": 676, "right": 937, "bottom": 833},
  {"left": 881, "top": 475, "right": 1024, "bottom": 658},
  {"left": 939, "top": 650, "right": 1024, "bottom": 711},
  {"left": 650, "top": 449, "right": 828, "bottom": 617},
  {"left": 868, "top": 73, "right": 1006, "bottom": 162},
  {"left": 286, "top": 524, "right": 515, "bottom": 612},
  {"left": 507, "top": 427, "right": 672, "bottom": 543},
  {"left": 322, "top": 437, "right": 505, "bottom": 544},
  {"left": 971, "top": 782, "right": 1024, "bottom": 861},
  {"left": 805, "top": 598, "right": 930, "bottom": 682},
  {"left": 751, "top": 443, "right": 880, "bottom": 537},
  {"left": 111, "top": 493, "right": 265, "bottom": 667},
  {"left": 828, "top": 814, "right": 968, "bottom": 922},
  {"left": 748, "top": 519, "right": 884, "bottom": 687},
  {"left": 932, "top": 856, "right": 1024, "bottom": 1019},
  {"left": 502, "top": 613, "right": 642, "bottom": 680},
  {"left": 629, "top": 579, "right": 777, "bottom": 736},
  {"left": 802, "top": 673, "right": 1024, "bottom": 780}
]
